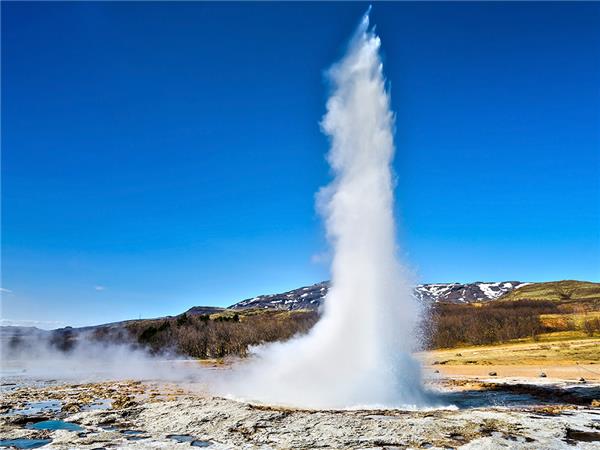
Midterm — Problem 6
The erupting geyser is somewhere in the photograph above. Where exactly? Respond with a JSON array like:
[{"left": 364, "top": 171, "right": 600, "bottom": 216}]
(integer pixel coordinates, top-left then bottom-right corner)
[{"left": 224, "top": 9, "right": 429, "bottom": 408}]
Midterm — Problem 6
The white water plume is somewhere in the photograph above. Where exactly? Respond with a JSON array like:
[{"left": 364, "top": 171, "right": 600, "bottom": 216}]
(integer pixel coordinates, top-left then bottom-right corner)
[{"left": 222, "top": 10, "right": 429, "bottom": 409}]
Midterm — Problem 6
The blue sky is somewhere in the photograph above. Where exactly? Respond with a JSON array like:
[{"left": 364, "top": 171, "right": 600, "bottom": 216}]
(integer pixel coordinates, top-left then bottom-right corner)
[{"left": 2, "top": 2, "right": 599, "bottom": 328}]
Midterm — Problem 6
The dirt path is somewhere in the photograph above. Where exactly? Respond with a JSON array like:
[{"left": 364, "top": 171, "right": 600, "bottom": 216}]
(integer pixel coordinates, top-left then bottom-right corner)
[{"left": 426, "top": 364, "right": 600, "bottom": 381}]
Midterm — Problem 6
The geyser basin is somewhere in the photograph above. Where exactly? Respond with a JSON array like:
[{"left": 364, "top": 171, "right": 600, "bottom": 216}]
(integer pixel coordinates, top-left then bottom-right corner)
[{"left": 219, "top": 8, "right": 431, "bottom": 409}]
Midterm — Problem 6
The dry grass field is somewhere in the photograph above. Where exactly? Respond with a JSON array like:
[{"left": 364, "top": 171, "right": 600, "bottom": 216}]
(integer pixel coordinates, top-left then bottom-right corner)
[
  {"left": 500, "top": 280, "right": 600, "bottom": 303},
  {"left": 421, "top": 330, "right": 600, "bottom": 380}
]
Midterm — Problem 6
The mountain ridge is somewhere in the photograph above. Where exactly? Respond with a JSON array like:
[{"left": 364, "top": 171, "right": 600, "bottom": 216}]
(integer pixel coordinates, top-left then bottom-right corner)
[{"left": 227, "top": 281, "right": 532, "bottom": 311}]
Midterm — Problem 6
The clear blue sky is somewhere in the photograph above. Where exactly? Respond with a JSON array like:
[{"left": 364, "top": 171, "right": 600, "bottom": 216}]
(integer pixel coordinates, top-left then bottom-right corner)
[{"left": 2, "top": 2, "right": 599, "bottom": 328}]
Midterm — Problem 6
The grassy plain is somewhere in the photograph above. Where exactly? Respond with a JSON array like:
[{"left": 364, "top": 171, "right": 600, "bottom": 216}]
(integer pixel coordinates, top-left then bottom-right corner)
[{"left": 422, "top": 330, "right": 600, "bottom": 381}]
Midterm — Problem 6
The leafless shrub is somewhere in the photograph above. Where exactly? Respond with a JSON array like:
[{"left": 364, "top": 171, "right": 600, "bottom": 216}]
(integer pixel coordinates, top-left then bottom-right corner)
[
  {"left": 123, "top": 311, "right": 320, "bottom": 358},
  {"left": 424, "top": 300, "right": 560, "bottom": 349}
]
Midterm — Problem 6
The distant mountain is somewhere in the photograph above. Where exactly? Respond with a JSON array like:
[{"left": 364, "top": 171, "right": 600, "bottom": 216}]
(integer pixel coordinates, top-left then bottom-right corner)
[
  {"left": 229, "top": 281, "right": 532, "bottom": 310},
  {"left": 0, "top": 325, "right": 51, "bottom": 338},
  {"left": 414, "top": 281, "right": 530, "bottom": 304},
  {"left": 231, "top": 282, "right": 329, "bottom": 310},
  {"left": 185, "top": 306, "right": 226, "bottom": 316}
]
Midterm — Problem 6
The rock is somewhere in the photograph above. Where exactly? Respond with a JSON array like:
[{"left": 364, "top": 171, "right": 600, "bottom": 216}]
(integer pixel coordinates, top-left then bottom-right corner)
[
  {"left": 62, "top": 402, "right": 81, "bottom": 413},
  {"left": 539, "top": 372, "right": 547, "bottom": 378},
  {"left": 591, "top": 399, "right": 600, "bottom": 407},
  {"left": 488, "top": 372, "right": 497, "bottom": 376},
  {"left": 579, "top": 377, "right": 586, "bottom": 383},
  {"left": 111, "top": 395, "right": 137, "bottom": 410},
  {"left": 1, "top": 414, "right": 51, "bottom": 426},
  {"left": 2, "top": 379, "right": 600, "bottom": 449}
]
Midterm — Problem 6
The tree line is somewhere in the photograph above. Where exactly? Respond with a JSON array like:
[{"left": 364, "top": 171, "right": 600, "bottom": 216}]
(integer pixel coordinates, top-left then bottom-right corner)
[
  {"left": 92, "top": 310, "right": 319, "bottom": 359},
  {"left": 7, "top": 299, "right": 599, "bottom": 359}
]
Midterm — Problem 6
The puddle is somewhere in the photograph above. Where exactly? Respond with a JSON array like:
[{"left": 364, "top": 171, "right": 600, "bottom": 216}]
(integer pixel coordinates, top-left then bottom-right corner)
[
  {"left": 166, "top": 434, "right": 212, "bottom": 446},
  {"left": 121, "top": 430, "right": 148, "bottom": 441},
  {"left": 7, "top": 401, "right": 61, "bottom": 416},
  {"left": 26, "top": 420, "right": 83, "bottom": 432},
  {"left": 81, "top": 399, "right": 112, "bottom": 412},
  {"left": 125, "top": 436, "right": 149, "bottom": 441},
  {"left": 0, "top": 439, "right": 52, "bottom": 449},
  {"left": 441, "top": 389, "right": 541, "bottom": 409},
  {"left": 565, "top": 428, "right": 600, "bottom": 443},
  {"left": 365, "top": 414, "right": 398, "bottom": 421},
  {"left": 434, "top": 381, "right": 600, "bottom": 409},
  {"left": 121, "top": 430, "right": 144, "bottom": 435},
  {"left": 448, "top": 433, "right": 465, "bottom": 441},
  {"left": 0, "top": 383, "right": 18, "bottom": 394},
  {"left": 167, "top": 434, "right": 195, "bottom": 443}
]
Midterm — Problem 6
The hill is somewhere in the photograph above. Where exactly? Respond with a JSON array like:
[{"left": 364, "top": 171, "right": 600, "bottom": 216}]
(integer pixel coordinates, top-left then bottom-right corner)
[{"left": 497, "top": 280, "right": 600, "bottom": 302}]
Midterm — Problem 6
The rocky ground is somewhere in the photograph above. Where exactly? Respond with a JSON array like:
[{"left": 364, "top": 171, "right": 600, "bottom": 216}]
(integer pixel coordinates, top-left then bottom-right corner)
[{"left": 1, "top": 376, "right": 600, "bottom": 449}]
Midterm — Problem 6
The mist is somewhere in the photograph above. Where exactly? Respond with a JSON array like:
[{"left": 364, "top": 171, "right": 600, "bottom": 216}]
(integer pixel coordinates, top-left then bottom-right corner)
[
  {"left": 218, "top": 10, "right": 430, "bottom": 409},
  {"left": 0, "top": 329, "right": 206, "bottom": 384}
]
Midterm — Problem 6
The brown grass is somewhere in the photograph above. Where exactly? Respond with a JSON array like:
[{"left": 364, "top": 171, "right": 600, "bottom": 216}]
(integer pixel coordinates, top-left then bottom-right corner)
[
  {"left": 421, "top": 329, "right": 600, "bottom": 381},
  {"left": 499, "top": 280, "right": 600, "bottom": 302}
]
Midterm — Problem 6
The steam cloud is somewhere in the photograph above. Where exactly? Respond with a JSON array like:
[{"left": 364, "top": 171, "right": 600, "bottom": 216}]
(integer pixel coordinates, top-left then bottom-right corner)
[
  {"left": 1, "top": 333, "right": 203, "bottom": 384},
  {"left": 220, "top": 10, "right": 429, "bottom": 408}
]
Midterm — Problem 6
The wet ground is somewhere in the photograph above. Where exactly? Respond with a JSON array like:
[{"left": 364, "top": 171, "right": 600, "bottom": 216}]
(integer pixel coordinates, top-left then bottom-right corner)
[{"left": 1, "top": 374, "right": 599, "bottom": 449}]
